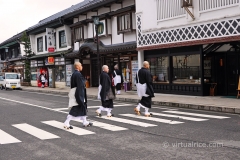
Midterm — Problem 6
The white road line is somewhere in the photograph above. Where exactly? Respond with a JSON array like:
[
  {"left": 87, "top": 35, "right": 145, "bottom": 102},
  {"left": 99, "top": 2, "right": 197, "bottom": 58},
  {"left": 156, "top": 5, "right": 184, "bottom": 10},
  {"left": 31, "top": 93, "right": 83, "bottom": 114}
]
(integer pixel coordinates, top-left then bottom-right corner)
[
  {"left": 120, "top": 114, "right": 184, "bottom": 124},
  {"left": 12, "top": 123, "right": 60, "bottom": 140},
  {"left": 87, "top": 104, "right": 132, "bottom": 109},
  {"left": 152, "top": 107, "right": 178, "bottom": 110},
  {"left": 53, "top": 108, "right": 69, "bottom": 111},
  {"left": 150, "top": 112, "right": 208, "bottom": 121},
  {"left": 163, "top": 111, "right": 230, "bottom": 119},
  {"left": 42, "top": 120, "right": 95, "bottom": 136},
  {"left": 0, "top": 129, "right": 21, "bottom": 144},
  {"left": 72, "top": 120, "right": 128, "bottom": 131},
  {"left": 96, "top": 116, "right": 157, "bottom": 127},
  {"left": 0, "top": 97, "right": 67, "bottom": 114}
]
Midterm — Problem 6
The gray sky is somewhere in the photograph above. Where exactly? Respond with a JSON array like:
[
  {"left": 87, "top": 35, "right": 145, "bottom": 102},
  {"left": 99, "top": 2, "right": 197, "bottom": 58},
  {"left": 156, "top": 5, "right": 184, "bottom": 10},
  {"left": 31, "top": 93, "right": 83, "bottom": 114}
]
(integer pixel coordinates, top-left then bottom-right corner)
[{"left": 0, "top": 0, "right": 84, "bottom": 43}]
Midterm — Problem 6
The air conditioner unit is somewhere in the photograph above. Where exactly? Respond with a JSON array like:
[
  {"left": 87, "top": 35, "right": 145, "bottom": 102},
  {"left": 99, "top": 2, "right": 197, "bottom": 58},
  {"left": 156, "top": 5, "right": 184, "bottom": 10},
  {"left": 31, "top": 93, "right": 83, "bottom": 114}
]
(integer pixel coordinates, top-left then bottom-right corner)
[{"left": 181, "top": 0, "right": 192, "bottom": 8}]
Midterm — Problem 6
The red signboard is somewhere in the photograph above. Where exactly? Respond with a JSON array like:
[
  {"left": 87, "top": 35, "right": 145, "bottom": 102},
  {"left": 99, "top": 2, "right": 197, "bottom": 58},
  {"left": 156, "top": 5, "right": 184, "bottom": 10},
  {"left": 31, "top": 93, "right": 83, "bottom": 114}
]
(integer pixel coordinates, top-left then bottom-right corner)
[
  {"left": 48, "top": 47, "right": 55, "bottom": 52},
  {"left": 48, "top": 57, "right": 54, "bottom": 65}
]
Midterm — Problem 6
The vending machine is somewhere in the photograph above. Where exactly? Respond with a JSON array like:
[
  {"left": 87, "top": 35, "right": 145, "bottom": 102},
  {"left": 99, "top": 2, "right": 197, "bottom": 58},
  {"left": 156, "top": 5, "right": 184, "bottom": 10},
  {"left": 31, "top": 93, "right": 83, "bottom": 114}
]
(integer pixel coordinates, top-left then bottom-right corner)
[{"left": 37, "top": 68, "right": 48, "bottom": 87}]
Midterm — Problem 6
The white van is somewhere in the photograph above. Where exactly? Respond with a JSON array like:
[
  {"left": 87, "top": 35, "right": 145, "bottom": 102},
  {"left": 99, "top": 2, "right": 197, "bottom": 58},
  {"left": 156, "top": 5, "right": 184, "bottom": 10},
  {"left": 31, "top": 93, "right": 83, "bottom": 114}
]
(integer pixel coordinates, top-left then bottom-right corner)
[{"left": 0, "top": 72, "right": 21, "bottom": 90}]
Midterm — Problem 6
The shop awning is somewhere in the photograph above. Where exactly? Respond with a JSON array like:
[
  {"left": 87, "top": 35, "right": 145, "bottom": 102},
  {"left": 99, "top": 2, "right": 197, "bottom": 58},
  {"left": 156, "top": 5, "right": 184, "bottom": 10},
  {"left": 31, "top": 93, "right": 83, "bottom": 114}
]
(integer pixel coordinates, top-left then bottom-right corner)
[
  {"left": 65, "top": 40, "right": 137, "bottom": 58},
  {"left": 0, "top": 41, "right": 18, "bottom": 49},
  {"left": 30, "top": 50, "right": 70, "bottom": 59}
]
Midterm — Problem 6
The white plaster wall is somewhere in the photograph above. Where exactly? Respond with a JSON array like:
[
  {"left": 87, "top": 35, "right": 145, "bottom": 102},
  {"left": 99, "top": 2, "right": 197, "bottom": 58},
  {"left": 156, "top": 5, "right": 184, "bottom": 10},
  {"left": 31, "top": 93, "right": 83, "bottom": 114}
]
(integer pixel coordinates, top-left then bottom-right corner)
[
  {"left": 84, "top": 25, "right": 88, "bottom": 39},
  {"left": 123, "top": 0, "right": 135, "bottom": 8},
  {"left": 87, "top": 12, "right": 97, "bottom": 19},
  {"left": 34, "top": 32, "right": 47, "bottom": 54},
  {"left": 111, "top": 17, "right": 123, "bottom": 44},
  {"left": 132, "top": 12, "right": 136, "bottom": 30},
  {"left": 98, "top": 7, "right": 110, "bottom": 15},
  {"left": 100, "top": 37, "right": 111, "bottom": 45},
  {"left": 111, "top": 3, "right": 122, "bottom": 11},
  {"left": 87, "top": 23, "right": 94, "bottom": 39},
  {"left": 64, "top": 25, "right": 72, "bottom": 47},
  {"left": 32, "top": 26, "right": 71, "bottom": 55},
  {"left": 79, "top": 15, "right": 86, "bottom": 21},
  {"left": 107, "top": 19, "right": 112, "bottom": 34},
  {"left": 73, "top": 18, "right": 79, "bottom": 23},
  {"left": 124, "top": 32, "right": 136, "bottom": 42},
  {"left": 29, "top": 35, "right": 36, "bottom": 53},
  {"left": 20, "top": 44, "right": 25, "bottom": 56},
  {"left": 136, "top": 0, "right": 240, "bottom": 33}
]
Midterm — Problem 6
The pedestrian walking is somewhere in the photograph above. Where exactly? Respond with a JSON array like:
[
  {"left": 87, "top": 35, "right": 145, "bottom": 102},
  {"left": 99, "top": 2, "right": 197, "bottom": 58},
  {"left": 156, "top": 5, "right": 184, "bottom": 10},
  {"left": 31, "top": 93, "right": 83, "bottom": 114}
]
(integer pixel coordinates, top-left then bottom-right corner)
[
  {"left": 64, "top": 62, "right": 93, "bottom": 129},
  {"left": 134, "top": 61, "right": 155, "bottom": 117},
  {"left": 96, "top": 65, "right": 115, "bottom": 117},
  {"left": 113, "top": 64, "right": 123, "bottom": 95}
]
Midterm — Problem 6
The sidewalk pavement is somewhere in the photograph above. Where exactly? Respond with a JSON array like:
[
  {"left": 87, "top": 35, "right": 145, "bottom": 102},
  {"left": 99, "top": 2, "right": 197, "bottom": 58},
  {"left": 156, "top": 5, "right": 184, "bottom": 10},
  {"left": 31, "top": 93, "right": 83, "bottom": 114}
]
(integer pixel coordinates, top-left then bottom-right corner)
[{"left": 20, "top": 86, "right": 240, "bottom": 114}]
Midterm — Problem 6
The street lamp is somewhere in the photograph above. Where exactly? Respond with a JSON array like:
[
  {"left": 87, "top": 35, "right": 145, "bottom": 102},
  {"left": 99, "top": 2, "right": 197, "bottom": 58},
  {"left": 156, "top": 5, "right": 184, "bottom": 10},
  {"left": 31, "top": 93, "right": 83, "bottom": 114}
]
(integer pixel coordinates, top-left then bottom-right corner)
[{"left": 92, "top": 16, "right": 101, "bottom": 79}]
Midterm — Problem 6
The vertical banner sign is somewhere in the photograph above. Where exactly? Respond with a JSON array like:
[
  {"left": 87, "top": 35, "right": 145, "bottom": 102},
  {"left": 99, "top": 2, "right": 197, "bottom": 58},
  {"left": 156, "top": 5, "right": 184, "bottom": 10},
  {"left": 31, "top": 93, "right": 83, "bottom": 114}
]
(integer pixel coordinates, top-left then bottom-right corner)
[{"left": 46, "top": 28, "right": 55, "bottom": 52}]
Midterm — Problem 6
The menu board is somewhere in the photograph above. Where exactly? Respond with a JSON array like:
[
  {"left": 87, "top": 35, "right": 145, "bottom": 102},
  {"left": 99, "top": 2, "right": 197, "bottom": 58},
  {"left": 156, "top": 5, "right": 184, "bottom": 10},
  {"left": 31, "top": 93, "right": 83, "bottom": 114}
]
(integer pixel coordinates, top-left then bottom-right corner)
[{"left": 131, "top": 60, "right": 138, "bottom": 90}]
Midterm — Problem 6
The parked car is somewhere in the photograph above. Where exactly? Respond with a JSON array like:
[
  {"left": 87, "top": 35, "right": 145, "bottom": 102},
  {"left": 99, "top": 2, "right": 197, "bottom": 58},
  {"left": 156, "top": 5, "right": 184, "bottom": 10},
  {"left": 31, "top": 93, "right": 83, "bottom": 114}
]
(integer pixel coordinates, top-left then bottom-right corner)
[{"left": 0, "top": 72, "right": 21, "bottom": 90}]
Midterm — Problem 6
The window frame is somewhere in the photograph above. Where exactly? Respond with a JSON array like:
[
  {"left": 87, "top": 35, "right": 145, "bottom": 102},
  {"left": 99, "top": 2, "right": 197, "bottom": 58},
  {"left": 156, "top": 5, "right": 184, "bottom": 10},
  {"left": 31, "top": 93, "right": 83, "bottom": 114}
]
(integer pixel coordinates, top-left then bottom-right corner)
[
  {"left": 117, "top": 12, "right": 133, "bottom": 34},
  {"left": 59, "top": 30, "right": 67, "bottom": 48},
  {"left": 73, "top": 26, "right": 84, "bottom": 42},
  {"left": 37, "top": 37, "right": 43, "bottom": 52}
]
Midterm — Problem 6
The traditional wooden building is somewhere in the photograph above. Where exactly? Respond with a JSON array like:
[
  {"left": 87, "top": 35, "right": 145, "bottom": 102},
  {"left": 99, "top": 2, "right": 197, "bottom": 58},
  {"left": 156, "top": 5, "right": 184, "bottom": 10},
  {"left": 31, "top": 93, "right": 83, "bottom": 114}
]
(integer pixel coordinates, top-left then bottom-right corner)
[
  {"left": 64, "top": 0, "right": 137, "bottom": 87},
  {"left": 136, "top": 0, "right": 240, "bottom": 96},
  {"left": 0, "top": 32, "right": 26, "bottom": 77}
]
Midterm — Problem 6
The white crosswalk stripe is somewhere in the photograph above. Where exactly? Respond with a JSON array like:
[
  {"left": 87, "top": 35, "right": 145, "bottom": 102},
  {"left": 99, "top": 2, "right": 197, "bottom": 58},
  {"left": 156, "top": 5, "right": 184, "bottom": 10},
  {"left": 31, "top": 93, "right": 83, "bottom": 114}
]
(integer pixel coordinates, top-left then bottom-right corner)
[
  {"left": 96, "top": 116, "right": 157, "bottom": 127},
  {"left": 150, "top": 112, "right": 208, "bottom": 121},
  {"left": 120, "top": 114, "right": 184, "bottom": 124},
  {"left": 42, "top": 120, "right": 95, "bottom": 136},
  {"left": 162, "top": 111, "right": 230, "bottom": 119},
  {"left": 12, "top": 123, "right": 60, "bottom": 140},
  {"left": 72, "top": 120, "right": 128, "bottom": 131},
  {"left": 0, "top": 129, "right": 21, "bottom": 144}
]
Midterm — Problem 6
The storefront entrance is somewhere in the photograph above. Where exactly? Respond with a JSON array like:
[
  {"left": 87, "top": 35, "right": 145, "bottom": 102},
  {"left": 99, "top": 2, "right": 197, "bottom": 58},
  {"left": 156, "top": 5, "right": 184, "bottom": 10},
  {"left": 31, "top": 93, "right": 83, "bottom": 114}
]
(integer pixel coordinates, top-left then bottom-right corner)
[{"left": 207, "top": 52, "right": 240, "bottom": 96}]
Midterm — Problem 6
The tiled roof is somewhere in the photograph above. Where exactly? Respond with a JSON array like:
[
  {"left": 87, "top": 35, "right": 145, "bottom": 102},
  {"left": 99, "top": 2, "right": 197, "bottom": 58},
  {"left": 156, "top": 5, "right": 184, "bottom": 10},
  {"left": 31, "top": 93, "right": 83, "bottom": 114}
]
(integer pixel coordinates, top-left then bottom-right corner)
[
  {"left": 28, "top": 0, "right": 104, "bottom": 31},
  {"left": 0, "top": 32, "right": 24, "bottom": 47}
]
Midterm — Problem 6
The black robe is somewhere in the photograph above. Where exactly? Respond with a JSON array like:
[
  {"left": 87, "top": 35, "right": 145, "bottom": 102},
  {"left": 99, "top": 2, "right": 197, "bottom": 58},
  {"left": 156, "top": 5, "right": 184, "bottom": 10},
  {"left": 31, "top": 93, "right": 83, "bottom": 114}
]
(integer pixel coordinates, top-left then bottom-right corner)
[
  {"left": 113, "top": 69, "right": 123, "bottom": 90},
  {"left": 136, "top": 67, "right": 155, "bottom": 108},
  {"left": 100, "top": 71, "right": 114, "bottom": 108},
  {"left": 69, "top": 70, "right": 87, "bottom": 117}
]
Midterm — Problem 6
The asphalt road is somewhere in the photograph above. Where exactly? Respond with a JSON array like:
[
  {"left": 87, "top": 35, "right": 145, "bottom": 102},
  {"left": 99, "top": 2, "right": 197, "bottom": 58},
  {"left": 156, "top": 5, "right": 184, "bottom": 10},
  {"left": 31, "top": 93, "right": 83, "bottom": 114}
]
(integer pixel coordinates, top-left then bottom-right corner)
[{"left": 0, "top": 90, "right": 239, "bottom": 160}]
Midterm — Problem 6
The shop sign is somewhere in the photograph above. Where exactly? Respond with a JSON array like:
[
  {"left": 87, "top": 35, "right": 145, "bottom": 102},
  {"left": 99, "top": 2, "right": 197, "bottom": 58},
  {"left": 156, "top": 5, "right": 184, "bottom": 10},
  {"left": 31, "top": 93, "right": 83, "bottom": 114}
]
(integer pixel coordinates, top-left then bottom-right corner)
[
  {"left": 46, "top": 28, "right": 55, "bottom": 53},
  {"left": 48, "top": 47, "right": 55, "bottom": 52},
  {"left": 48, "top": 57, "right": 54, "bottom": 65}
]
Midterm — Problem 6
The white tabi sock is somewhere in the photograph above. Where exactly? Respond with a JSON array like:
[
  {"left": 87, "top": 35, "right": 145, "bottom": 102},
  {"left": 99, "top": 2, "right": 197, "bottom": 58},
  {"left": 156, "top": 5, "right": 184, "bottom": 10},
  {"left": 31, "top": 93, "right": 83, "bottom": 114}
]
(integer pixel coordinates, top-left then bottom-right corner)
[
  {"left": 82, "top": 116, "right": 89, "bottom": 126},
  {"left": 64, "top": 115, "right": 72, "bottom": 127},
  {"left": 107, "top": 109, "right": 112, "bottom": 116},
  {"left": 136, "top": 104, "right": 141, "bottom": 111},
  {"left": 145, "top": 108, "right": 150, "bottom": 115}
]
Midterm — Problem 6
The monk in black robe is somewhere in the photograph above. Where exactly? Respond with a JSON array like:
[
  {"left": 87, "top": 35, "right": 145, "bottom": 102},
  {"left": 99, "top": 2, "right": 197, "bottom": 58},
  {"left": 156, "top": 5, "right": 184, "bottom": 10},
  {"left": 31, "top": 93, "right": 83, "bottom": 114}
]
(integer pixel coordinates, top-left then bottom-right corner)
[
  {"left": 113, "top": 64, "right": 123, "bottom": 95},
  {"left": 64, "top": 62, "right": 93, "bottom": 129},
  {"left": 134, "top": 61, "right": 155, "bottom": 117},
  {"left": 96, "top": 65, "right": 115, "bottom": 117}
]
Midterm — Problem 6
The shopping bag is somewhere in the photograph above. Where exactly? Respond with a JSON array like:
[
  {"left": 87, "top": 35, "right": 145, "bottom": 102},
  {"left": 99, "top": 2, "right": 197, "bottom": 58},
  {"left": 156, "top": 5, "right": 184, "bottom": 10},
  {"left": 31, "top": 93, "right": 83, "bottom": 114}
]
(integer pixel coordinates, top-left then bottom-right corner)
[
  {"left": 98, "top": 85, "right": 102, "bottom": 100},
  {"left": 68, "top": 87, "right": 78, "bottom": 109},
  {"left": 113, "top": 71, "right": 121, "bottom": 86},
  {"left": 136, "top": 71, "right": 149, "bottom": 98}
]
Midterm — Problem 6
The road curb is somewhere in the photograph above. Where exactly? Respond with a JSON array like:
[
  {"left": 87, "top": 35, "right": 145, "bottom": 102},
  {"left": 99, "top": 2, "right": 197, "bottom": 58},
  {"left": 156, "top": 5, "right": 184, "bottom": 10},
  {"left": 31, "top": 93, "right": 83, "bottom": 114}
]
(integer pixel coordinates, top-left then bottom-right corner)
[{"left": 21, "top": 88, "right": 239, "bottom": 115}]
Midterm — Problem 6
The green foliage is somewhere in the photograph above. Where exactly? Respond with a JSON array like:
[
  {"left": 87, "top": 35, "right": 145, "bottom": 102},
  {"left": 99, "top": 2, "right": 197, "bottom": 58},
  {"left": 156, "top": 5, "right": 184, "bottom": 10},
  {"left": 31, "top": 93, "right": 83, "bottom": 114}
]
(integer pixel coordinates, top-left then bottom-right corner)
[{"left": 20, "top": 31, "right": 32, "bottom": 82}]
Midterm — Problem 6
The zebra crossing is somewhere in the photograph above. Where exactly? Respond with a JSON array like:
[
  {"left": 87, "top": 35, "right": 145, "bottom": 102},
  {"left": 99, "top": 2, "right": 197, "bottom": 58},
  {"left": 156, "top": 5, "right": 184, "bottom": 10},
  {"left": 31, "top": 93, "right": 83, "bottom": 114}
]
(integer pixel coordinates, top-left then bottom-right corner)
[{"left": 0, "top": 110, "right": 230, "bottom": 145}]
